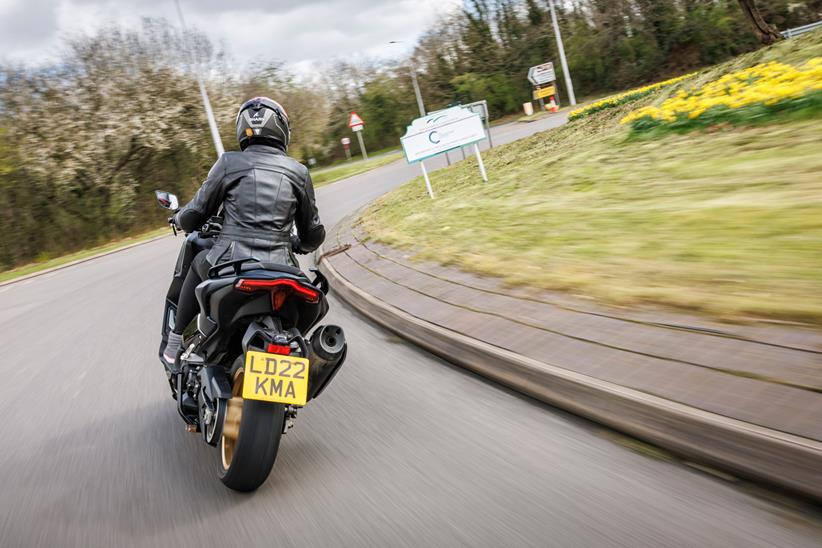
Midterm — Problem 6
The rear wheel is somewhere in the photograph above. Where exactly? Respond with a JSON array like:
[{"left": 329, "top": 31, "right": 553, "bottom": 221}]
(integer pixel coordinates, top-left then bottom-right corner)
[{"left": 218, "top": 356, "right": 285, "bottom": 491}]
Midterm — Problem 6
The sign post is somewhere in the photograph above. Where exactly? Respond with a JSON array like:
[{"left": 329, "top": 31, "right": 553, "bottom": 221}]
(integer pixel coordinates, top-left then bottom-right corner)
[
  {"left": 355, "top": 131, "right": 367, "bottom": 161},
  {"left": 464, "top": 100, "right": 493, "bottom": 148},
  {"left": 473, "top": 143, "right": 488, "bottom": 182},
  {"left": 400, "top": 107, "right": 488, "bottom": 199},
  {"left": 419, "top": 159, "right": 434, "bottom": 199},
  {"left": 348, "top": 112, "right": 367, "bottom": 160}
]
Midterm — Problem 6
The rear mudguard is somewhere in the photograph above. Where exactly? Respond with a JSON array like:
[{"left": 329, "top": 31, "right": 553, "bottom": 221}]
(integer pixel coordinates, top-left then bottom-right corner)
[{"left": 199, "top": 365, "right": 233, "bottom": 400}]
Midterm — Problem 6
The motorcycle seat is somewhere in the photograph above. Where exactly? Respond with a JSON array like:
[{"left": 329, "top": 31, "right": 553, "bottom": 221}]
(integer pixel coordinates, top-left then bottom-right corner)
[
  {"left": 240, "top": 261, "right": 306, "bottom": 278},
  {"left": 209, "top": 257, "right": 307, "bottom": 280}
]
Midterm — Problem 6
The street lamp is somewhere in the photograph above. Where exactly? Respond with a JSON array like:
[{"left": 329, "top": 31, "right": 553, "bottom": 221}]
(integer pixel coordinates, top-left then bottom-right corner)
[
  {"left": 174, "top": 0, "right": 225, "bottom": 157},
  {"left": 548, "top": 0, "right": 577, "bottom": 106},
  {"left": 388, "top": 41, "right": 426, "bottom": 116}
]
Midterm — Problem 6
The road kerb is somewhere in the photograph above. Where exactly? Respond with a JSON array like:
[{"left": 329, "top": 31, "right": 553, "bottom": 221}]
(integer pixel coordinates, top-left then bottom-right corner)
[{"left": 319, "top": 243, "right": 822, "bottom": 503}]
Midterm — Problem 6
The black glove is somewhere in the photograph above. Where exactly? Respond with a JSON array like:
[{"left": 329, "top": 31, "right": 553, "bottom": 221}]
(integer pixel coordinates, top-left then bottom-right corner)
[{"left": 290, "top": 233, "right": 305, "bottom": 255}]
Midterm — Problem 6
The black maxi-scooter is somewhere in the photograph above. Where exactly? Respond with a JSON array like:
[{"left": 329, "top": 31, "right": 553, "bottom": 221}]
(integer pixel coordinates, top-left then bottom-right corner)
[{"left": 155, "top": 190, "right": 347, "bottom": 492}]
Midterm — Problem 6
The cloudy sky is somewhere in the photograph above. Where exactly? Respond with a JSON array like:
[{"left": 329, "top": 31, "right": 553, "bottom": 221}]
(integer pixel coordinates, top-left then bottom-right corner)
[{"left": 0, "top": 0, "right": 462, "bottom": 70}]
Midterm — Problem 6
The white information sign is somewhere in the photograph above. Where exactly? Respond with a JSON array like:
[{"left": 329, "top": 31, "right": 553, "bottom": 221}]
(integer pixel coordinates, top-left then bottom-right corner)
[
  {"left": 401, "top": 107, "right": 486, "bottom": 164},
  {"left": 528, "top": 62, "right": 556, "bottom": 86},
  {"left": 401, "top": 107, "right": 489, "bottom": 199}
]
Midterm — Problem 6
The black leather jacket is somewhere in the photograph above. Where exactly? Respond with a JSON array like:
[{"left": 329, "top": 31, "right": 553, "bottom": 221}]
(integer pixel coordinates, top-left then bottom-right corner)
[{"left": 175, "top": 144, "right": 324, "bottom": 267}]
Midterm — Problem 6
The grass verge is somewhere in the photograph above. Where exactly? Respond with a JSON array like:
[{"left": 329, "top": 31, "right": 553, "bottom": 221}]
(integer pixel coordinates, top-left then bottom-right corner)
[
  {"left": 359, "top": 33, "right": 822, "bottom": 326},
  {"left": 0, "top": 150, "right": 402, "bottom": 284},
  {"left": 311, "top": 152, "right": 402, "bottom": 187},
  {"left": 0, "top": 227, "right": 168, "bottom": 285}
]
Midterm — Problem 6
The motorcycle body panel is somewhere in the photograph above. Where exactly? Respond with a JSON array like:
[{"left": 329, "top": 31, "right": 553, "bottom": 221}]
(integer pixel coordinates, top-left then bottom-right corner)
[{"left": 158, "top": 232, "right": 215, "bottom": 359}]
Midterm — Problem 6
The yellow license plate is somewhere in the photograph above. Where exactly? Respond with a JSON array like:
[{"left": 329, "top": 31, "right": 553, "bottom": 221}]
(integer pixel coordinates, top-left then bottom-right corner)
[{"left": 242, "top": 351, "right": 310, "bottom": 406}]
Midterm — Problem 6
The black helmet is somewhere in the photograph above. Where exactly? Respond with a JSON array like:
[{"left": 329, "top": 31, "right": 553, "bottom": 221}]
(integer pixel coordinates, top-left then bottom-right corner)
[{"left": 236, "top": 97, "right": 291, "bottom": 151}]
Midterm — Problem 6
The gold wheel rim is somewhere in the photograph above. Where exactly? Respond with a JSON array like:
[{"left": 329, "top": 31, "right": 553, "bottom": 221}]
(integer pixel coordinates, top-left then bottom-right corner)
[{"left": 221, "top": 368, "right": 245, "bottom": 471}]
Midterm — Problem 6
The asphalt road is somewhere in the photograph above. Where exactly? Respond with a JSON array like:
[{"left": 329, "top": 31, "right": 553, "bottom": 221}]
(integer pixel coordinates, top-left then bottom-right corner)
[{"left": 2, "top": 114, "right": 821, "bottom": 547}]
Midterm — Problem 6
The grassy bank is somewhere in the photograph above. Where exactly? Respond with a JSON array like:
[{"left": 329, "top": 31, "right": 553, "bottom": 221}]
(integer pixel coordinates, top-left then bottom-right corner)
[
  {"left": 0, "top": 227, "right": 168, "bottom": 284},
  {"left": 311, "top": 151, "right": 402, "bottom": 187},
  {"left": 360, "top": 33, "right": 822, "bottom": 326}
]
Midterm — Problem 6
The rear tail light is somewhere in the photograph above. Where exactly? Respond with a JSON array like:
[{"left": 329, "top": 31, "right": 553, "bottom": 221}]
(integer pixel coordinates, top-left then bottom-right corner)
[
  {"left": 234, "top": 278, "right": 320, "bottom": 309},
  {"left": 266, "top": 343, "right": 291, "bottom": 355}
]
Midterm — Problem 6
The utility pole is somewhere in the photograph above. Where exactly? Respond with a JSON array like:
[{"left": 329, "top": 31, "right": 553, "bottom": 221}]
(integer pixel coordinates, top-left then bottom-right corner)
[
  {"left": 389, "top": 41, "right": 427, "bottom": 116},
  {"left": 548, "top": 0, "right": 576, "bottom": 106},
  {"left": 174, "top": 0, "right": 224, "bottom": 157},
  {"left": 409, "top": 59, "right": 426, "bottom": 117}
]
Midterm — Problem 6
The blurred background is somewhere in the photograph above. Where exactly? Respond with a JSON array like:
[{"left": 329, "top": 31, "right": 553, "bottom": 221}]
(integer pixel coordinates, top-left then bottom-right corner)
[
  {"left": 1, "top": 0, "right": 820, "bottom": 272},
  {"left": 1, "top": 2, "right": 822, "bottom": 547}
]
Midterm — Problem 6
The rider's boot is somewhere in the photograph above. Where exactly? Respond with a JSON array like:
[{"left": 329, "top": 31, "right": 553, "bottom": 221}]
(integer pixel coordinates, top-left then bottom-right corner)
[{"left": 162, "top": 332, "right": 183, "bottom": 374}]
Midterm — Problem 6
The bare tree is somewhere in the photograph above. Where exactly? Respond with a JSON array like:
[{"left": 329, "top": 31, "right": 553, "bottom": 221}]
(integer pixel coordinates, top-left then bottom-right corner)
[{"left": 737, "top": 0, "right": 782, "bottom": 44}]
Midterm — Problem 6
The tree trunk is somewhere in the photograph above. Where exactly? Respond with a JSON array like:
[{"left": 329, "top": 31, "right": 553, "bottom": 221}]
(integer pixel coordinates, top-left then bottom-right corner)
[{"left": 737, "top": 0, "right": 782, "bottom": 45}]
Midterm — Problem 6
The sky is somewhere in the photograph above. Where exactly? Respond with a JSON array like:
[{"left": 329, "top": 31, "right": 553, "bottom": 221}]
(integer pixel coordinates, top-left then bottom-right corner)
[{"left": 0, "top": 0, "right": 462, "bottom": 72}]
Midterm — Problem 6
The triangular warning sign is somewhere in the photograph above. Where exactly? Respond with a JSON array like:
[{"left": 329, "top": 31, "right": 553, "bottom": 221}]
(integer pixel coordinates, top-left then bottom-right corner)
[{"left": 348, "top": 112, "right": 364, "bottom": 127}]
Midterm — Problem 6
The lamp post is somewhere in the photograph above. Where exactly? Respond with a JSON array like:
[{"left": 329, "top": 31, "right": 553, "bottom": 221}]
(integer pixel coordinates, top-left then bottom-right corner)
[
  {"left": 174, "top": 0, "right": 225, "bottom": 157},
  {"left": 548, "top": 0, "right": 577, "bottom": 106},
  {"left": 389, "top": 41, "right": 426, "bottom": 116}
]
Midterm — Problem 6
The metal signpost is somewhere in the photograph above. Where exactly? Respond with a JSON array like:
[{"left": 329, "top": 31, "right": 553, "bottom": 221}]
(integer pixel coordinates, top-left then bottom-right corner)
[
  {"left": 401, "top": 107, "right": 488, "bottom": 199},
  {"left": 348, "top": 112, "right": 367, "bottom": 160},
  {"left": 464, "top": 100, "right": 493, "bottom": 148}
]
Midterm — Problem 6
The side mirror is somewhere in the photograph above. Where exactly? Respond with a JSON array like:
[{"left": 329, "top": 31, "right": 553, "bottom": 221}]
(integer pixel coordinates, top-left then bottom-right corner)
[{"left": 155, "top": 190, "right": 179, "bottom": 211}]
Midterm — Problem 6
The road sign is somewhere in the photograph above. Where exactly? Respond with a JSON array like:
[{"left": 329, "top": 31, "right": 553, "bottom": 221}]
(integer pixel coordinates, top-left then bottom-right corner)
[
  {"left": 528, "top": 62, "right": 556, "bottom": 86},
  {"left": 401, "top": 107, "right": 489, "bottom": 198},
  {"left": 401, "top": 107, "right": 486, "bottom": 164},
  {"left": 341, "top": 137, "right": 352, "bottom": 160},
  {"left": 533, "top": 85, "right": 556, "bottom": 100},
  {"left": 352, "top": 124, "right": 363, "bottom": 132},
  {"left": 348, "top": 112, "right": 364, "bottom": 128}
]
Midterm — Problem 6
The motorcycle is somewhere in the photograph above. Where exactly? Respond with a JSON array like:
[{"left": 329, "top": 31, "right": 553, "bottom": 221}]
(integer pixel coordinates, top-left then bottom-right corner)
[{"left": 154, "top": 190, "right": 347, "bottom": 491}]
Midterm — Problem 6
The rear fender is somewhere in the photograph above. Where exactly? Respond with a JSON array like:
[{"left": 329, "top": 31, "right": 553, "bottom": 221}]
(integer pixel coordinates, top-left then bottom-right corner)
[
  {"left": 199, "top": 365, "right": 232, "bottom": 400},
  {"left": 241, "top": 318, "right": 289, "bottom": 354}
]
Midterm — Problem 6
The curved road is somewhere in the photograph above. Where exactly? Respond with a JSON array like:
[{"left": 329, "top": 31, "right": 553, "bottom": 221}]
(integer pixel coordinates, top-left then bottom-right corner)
[{"left": 1, "top": 115, "right": 821, "bottom": 547}]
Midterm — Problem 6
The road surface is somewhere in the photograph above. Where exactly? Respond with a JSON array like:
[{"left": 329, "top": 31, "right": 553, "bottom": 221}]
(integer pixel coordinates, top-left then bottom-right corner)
[{"left": 1, "top": 114, "right": 821, "bottom": 547}]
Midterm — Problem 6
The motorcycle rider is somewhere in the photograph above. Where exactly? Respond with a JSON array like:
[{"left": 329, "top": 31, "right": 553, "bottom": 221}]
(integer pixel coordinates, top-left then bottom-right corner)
[{"left": 162, "top": 97, "right": 325, "bottom": 368}]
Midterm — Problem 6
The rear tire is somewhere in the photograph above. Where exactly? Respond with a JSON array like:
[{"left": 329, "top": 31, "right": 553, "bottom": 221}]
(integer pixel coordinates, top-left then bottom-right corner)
[{"left": 218, "top": 356, "right": 285, "bottom": 492}]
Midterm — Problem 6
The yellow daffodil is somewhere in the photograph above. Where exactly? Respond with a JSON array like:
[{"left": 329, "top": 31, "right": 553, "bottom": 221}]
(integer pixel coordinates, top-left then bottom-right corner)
[
  {"left": 621, "top": 58, "right": 822, "bottom": 129},
  {"left": 569, "top": 73, "right": 696, "bottom": 120}
]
